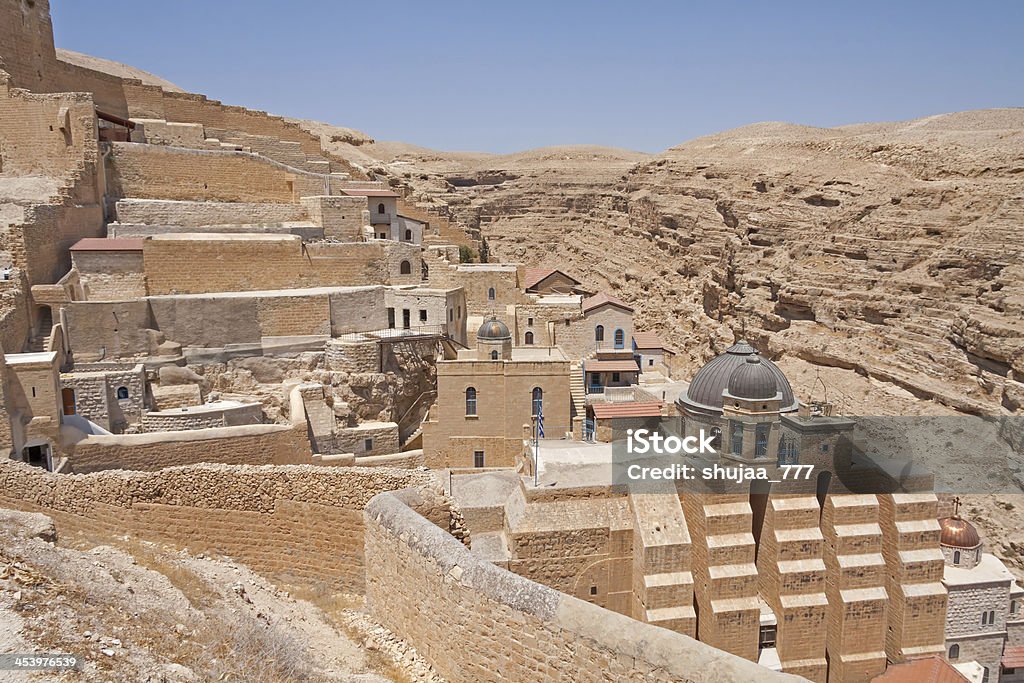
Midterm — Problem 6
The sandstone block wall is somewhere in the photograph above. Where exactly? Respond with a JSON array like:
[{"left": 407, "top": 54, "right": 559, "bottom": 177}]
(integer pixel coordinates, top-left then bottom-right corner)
[
  {"left": 326, "top": 339, "right": 378, "bottom": 373},
  {"left": 106, "top": 143, "right": 323, "bottom": 203},
  {"left": 336, "top": 423, "right": 400, "bottom": 457},
  {"left": 114, "top": 198, "right": 309, "bottom": 227},
  {"left": 141, "top": 236, "right": 414, "bottom": 295},
  {"left": 69, "top": 423, "right": 311, "bottom": 473},
  {"left": 71, "top": 249, "right": 146, "bottom": 300},
  {"left": 0, "top": 460, "right": 436, "bottom": 591},
  {"left": 364, "top": 489, "right": 804, "bottom": 683},
  {"left": 0, "top": 0, "right": 57, "bottom": 93}
]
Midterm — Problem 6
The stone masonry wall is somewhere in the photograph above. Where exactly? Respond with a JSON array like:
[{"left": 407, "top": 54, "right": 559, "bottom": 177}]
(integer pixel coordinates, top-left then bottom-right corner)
[
  {"left": 107, "top": 142, "right": 323, "bottom": 203},
  {"left": 68, "top": 423, "right": 311, "bottom": 473},
  {"left": 0, "top": 460, "right": 436, "bottom": 592},
  {"left": 114, "top": 198, "right": 309, "bottom": 227},
  {"left": 364, "top": 490, "right": 804, "bottom": 683},
  {"left": 142, "top": 236, "right": 417, "bottom": 295}
]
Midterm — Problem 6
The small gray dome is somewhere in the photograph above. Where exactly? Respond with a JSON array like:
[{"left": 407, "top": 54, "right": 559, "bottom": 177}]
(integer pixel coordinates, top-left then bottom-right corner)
[
  {"left": 726, "top": 355, "right": 779, "bottom": 400},
  {"left": 477, "top": 317, "right": 511, "bottom": 341},
  {"left": 679, "top": 340, "right": 798, "bottom": 415}
]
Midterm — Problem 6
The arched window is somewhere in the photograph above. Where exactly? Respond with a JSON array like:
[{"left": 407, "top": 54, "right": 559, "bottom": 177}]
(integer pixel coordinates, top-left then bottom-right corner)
[
  {"left": 949, "top": 644, "right": 959, "bottom": 659},
  {"left": 465, "top": 387, "right": 477, "bottom": 416},
  {"left": 488, "top": 287, "right": 496, "bottom": 301},
  {"left": 525, "top": 331, "right": 534, "bottom": 345},
  {"left": 595, "top": 325, "right": 604, "bottom": 342},
  {"left": 116, "top": 386, "right": 129, "bottom": 400},
  {"left": 532, "top": 387, "right": 543, "bottom": 417},
  {"left": 490, "top": 350, "right": 499, "bottom": 360},
  {"left": 377, "top": 203, "right": 386, "bottom": 214},
  {"left": 614, "top": 328, "right": 625, "bottom": 349},
  {"left": 405, "top": 229, "right": 412, "bottom": 240},
  {"left": 954, "top": 550, "right": 961, "bottom": 564},
  {"left": 400, "top": 260, "right": 411, "bottom": 275}
]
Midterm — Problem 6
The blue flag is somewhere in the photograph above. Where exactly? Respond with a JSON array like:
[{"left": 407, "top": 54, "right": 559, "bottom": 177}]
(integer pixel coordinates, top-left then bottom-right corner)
[{"left": 537, "top": 405, "right": 545, "bottom": 439}]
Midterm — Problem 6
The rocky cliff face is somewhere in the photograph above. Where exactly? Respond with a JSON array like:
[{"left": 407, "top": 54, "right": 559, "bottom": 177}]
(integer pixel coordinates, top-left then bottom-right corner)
[{"left": 344, "top": 110, "right": 1024, "bottom": 416}]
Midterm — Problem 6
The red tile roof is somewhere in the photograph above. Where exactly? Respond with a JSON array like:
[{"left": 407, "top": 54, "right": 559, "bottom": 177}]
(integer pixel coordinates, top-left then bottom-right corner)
[
  {"left": 586, "top": 359, "right": 640, "bottom": 373},
  {"left": 523, "top": 267, "right": 581, "bottom": 290},
  {"left": 871, "top": 656, "right": 969, "bottom": 683},
  {"left": 340, "top": 189, "right": 401, "bottom": 198},
  {"left": 582, "top": 292, "right": 633, "bottom": 313},
  {"left": 70, "top": 238, "right": 144, "bottom": 251},
  {"left": 632, "top": 331, "right": 673, "bottom": 352},
  {"left": 591, "top": 402, "right": 664, "bottom": 419},
  {"left": 1004, "top": 646, "right": 1024, "bottom": 669}
]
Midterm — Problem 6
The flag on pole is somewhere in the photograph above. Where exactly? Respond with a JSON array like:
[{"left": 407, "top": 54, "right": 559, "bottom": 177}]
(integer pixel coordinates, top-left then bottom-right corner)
[{"left": 537, "top": 404, "right": 545, "bottom": 439}]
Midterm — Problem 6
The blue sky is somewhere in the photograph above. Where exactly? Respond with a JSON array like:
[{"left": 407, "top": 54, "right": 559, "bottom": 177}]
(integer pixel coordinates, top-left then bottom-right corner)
[{"left": 51, "top": 1, "right": 1023, "bottom": 153}]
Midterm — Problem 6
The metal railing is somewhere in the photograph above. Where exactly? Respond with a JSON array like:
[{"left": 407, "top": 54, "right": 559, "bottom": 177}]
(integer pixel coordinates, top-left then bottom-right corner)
[{"left": 334, "top": 324, "right": 447, "bottom": 344}]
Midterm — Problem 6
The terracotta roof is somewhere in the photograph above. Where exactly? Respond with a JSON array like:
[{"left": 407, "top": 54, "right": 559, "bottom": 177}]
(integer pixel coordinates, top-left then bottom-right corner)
[
  {"left": 592, "top": 402, "right": 664, "bottom": 419},
  {"left": 523, "top": 267, "right": 581, "bottom": 290},
  {"left": 1004, "top": 646, "right": 1024, "bottom": 669},
  {"left": 871, "top": 656, "right": 969, "bottom": 683},
  {"left": 582, "top": 292, "right": 633, "bottom": 313},
  {"left": 632, "top": 331, "right": 673, "bottom": 352},
  {"left": 340, "top": 189, "right": 401, "bottom": 198},
  {"left": 586, "top": 359, "right": 640, "bottom": 373},
  {"left": 70, "top": 238, "right": 144, "bottom": 251}
]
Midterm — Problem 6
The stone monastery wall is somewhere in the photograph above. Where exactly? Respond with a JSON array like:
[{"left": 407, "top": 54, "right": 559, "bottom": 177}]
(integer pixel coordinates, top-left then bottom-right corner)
[
  {"left": 113, "top": 198, "right": 310, "bottom": 227},
  {"left": 141, "top": 236, "right": 421, "bottom": 295},
  {"left": 106, "top": 142, "right": 324, "bottom": 203},
  {"left": 365, "top": 490, "right": 804, "bottom": 683},
  {"left": 0, "top": 460, "right": 437, "bottom": 592},
  {"left": 69, "top": 423, "right": 310, "bottom": 473}
]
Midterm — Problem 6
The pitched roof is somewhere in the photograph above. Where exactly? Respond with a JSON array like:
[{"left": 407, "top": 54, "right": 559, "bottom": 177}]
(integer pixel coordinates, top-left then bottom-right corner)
[
  {"left": 70, "top": 238, "right": 144, "bottom": 251},
  {"left": 1005, "top": 646, "right": 1024, "bottom": 669},
  {"left": 582, "top": 292, "right": 633, "bottom": 313},
  {"left": 591, "top": 402, "right": 664, "bottom": 419},
  {"left": 871, "top": 656, "right": 969, "bottom": 683},
  {"left": 340, "top": 188, "right": 401, "bottom": 198},
  {"left": 632, "top": 331, "right": 673, "bottom": 352},
  {"left": 523, "top": 267, "right": 581, "bottom": 291},
  {"left": 586, "top": 359, "right": 640, "bottom": 373}
]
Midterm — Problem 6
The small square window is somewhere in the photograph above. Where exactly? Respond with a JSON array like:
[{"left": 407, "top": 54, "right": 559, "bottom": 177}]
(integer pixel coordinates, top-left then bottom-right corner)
[
  {"left": 527, "top": 317, "right": 534, "bottom": 326},
  {"left": 419, "top": 309, "right": 428, "bottom": 322},
  {"left": 612, "top": 372, "right": 620, "bottom": 382},
  {"left": 648, "top": 359, "right": 654, "bottom": 366},
  {"left": 589, "top": 586, "right": 597, "bottom": 596},
  {"left": 820, "top": 443, "right": 829, "bottom": 453},
  {"left": 565, "top": 318, "right": 570, "bottom": 326},
  {"left": 364, "top": 438, "right": 373, "bottom": 452},
  {"left": 473, "top": 450, "right": 485, "bottom": 468}
]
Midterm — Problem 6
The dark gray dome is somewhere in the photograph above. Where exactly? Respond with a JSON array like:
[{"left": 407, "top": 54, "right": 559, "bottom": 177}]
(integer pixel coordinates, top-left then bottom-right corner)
[
  {"left": 726, "top": 355, "right": 779, "bottom": 400},
  {"left": 477, "top": 317, "right": 511, "bottom": 341},
  {"left": 679, "top": 341, "right": 798, "bottom": 415}
]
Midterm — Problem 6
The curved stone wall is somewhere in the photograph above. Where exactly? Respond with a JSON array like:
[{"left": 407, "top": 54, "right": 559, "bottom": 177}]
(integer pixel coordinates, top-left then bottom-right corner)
[{"left": 364, "top": 489, "right": 806, "bottom": 683}]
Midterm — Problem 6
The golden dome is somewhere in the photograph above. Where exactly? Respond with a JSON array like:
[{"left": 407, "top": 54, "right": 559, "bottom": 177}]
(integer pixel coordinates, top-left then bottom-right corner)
[{"left": 938, "top": 515, "right": 981, "bottom": 549}]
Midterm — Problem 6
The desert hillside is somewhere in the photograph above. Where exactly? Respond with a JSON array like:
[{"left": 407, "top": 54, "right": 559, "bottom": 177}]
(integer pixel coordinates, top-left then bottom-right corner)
[{"left": 335, "top": 109, "right": 1024, "bottom": 416}]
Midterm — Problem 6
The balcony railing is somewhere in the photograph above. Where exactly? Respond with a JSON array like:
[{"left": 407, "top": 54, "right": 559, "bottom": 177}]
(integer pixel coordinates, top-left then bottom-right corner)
[{"left": 370, "top": 212, "right": 392, "bottom": 225}]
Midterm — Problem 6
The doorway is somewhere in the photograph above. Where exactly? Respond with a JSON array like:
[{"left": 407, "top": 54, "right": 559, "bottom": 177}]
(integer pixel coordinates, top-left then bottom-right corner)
[
  {"left": 22, "top": 442, "right": 52, "bottom": 471},
  {"left": 62, "top": 387, "right": 76, "bottom": 415}
]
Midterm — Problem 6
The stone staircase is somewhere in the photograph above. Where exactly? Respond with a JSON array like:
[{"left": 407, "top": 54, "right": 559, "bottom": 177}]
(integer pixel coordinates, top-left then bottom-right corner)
[{"left": 569, "top": 361, "right": 586, "bottom": 416}]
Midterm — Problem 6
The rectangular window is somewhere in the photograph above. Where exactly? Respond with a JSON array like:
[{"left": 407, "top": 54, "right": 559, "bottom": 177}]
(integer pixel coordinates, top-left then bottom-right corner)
[
  {"left": 755, "top": 423, "right": 770, "bottom": 457},
  {"left": 449, "top": 308, "right": 453, "bottom": 322},
  {"left": 758, "top": 625, "right": 777, "bottom": 649},
  {"left": 419, "top": 309, "right": 428, "bottom": 322},
  {"left": 473, "top": 450, "right": 485, "bottom": 468},
  {"left": 527, "top": 317, "right": 534, "bottom": 326},
  {"left": 648, "top": 358, "right": 654, "bottom": 366},
  {"left": 730, "top": 420, "right": 744, "bottom": 456},
  {"left": 387, "top": 308, "right": 396, "bottom": 329},
  {"left": 402, "top": 309, "right": 411, "bottom": 329},
  {"left": 364, "top": 438, "right": 373, "bottom": 452},
  {"left": 612, "top": 372, "right": 620, "bottom": 383}
]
